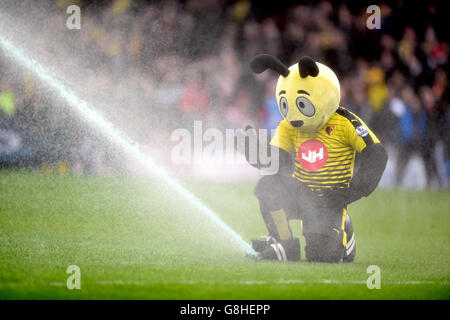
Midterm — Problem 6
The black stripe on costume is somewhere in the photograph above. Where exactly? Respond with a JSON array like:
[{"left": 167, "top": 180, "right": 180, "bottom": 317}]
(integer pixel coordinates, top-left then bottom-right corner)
[
  {"left": 295, "top": 159, "right": 353, "bottom": 167},
  {"left": 294, "top": 175, "right": 351, "bottom": 183},
  {"left": 323, "top": 160, "right": 353, "bottom": 167},
  {"left": 294, "top": 172, "right": 352, "bottom": 181},
  {"left": 305, "top": 181, "right": 349, "bottom": 188},
  {"left": 328, "top": 159, "right": 353, "bottom": 165},
  {"left": 295, "top": 162, "right": 352, "bottom": 175},
  {"left": 336, "top": 107, "right": 374, "bottom": 146},
  {"left": 327, "top": 152, "right": 354, "bottom": 159},
  {"left": 295, "top": 166, "right": 352, "bottom": 176},
  {"left": 295, "top": 165, "right": 352, "bottom": 176}
]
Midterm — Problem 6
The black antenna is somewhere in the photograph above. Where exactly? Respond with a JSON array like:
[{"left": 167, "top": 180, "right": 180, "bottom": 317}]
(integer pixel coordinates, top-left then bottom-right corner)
[
  {"left": 298, "top": 56, "right": 319, "bottom": 78},
  {"left": 250, "top": 54, "right": 290, "bottom": 77}
]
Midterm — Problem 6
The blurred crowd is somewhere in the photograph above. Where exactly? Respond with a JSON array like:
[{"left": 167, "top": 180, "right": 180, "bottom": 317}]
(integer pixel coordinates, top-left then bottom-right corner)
[{"left": 0, "top": 0, "right": 448, "bottom": 187}]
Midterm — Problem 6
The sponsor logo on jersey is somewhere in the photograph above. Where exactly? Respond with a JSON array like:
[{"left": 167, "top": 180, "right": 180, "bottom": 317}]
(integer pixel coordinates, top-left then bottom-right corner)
[
  {"left": 297, "top": 139, "right": 328, "bottom": 171},
  {"left": 355, "top": 125, "right": 369, "bottom": 137}
]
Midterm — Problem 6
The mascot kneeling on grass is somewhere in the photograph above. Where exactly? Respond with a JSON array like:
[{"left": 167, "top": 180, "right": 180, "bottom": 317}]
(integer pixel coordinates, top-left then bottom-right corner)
[{"left": 241, "top": 54, "right": 388, "bottom": 263}]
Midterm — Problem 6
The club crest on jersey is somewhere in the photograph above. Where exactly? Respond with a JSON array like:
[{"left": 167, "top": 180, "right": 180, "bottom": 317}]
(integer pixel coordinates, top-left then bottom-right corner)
[
  {"left": 297, "top": 139, "right": 328, "bottom": 171},
  {"left": 325, "top": 125, "right": 335, "bottom": 136},
  {"left": 355, "top": 125, "right": 369, "bottom": 137}
]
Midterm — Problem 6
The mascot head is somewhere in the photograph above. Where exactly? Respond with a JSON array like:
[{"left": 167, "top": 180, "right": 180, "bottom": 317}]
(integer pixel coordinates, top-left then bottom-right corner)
[{"left": 250, "top": 54, "right": 340, "bottom": 132}]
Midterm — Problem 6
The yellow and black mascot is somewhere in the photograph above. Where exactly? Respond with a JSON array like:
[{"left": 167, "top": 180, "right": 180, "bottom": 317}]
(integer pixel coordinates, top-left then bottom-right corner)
[{"left": 245, "top": 54, "right": 388, "bottom": 263}]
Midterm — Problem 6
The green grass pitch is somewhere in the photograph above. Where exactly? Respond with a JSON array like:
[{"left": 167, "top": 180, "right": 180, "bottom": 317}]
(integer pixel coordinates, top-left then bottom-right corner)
[{"left": 0, "top": 171, "right": 448, "bottom": 299}]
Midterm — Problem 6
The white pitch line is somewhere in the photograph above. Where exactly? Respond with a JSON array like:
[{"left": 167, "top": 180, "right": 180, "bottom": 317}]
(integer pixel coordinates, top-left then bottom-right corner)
[{"left": 48, "top": 279, "right": 449, "bottom": 287}]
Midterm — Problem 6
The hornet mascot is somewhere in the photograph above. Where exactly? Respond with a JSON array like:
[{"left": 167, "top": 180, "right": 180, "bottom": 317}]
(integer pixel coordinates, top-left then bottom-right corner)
[{"left": 240, "top": 54, "right": 388, "bottom": 263}]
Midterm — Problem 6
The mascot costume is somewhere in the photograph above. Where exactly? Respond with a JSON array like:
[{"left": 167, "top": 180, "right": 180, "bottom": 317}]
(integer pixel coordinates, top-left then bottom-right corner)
[{"left": 241, "top": 54, "right": 388, "bottom": 263}]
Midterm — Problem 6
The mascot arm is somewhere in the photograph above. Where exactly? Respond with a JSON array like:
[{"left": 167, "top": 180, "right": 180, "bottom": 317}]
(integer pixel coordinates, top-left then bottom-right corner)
[
  {"left": 236, "top": 126, "right": 264, "bottom": 169},
  {"left": 349, "top": 143, "right": 388, "bottom": 201},
  {"left": 323, "top": 143, "right": 388, "bottom": 207}
]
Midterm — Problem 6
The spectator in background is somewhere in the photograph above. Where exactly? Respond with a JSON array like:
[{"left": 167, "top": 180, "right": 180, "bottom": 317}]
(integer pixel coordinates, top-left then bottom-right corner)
[
  {"left": 419, "top": 85, "right": 445, "bottom": 187},
  {"left": 394, "top": 85, "right": 426, "bottom": 186}
]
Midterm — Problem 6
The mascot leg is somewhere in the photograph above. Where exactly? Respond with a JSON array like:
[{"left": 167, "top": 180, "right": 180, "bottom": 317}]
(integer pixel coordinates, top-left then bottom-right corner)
[
  {"left": 343, "top": 214, "right": 356, "bottom": 262},
  {"left": 304, "top": 233, "right": 344, "bottom": 263},
  {"left": 303, "top": 208, "right": 356, "bottom": 263},
  {"left": 251, "top": 175, "right": 301, "bottom": 261}
]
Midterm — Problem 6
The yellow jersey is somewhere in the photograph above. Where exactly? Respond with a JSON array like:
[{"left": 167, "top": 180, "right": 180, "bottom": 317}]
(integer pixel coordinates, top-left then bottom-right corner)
[{"left": 270, "top": 107, "right": 380, "bottom": 193}]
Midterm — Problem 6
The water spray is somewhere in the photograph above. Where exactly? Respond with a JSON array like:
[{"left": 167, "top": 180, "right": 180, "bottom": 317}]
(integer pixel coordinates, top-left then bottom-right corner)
[{"left": 0, "top": 34, "right": 257, "bottom": 256}]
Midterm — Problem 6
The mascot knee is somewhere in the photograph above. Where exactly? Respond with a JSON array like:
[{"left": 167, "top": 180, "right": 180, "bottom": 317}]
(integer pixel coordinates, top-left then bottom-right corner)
[{"left": 304, "top": 234, "right": 345, "bottom": 263}]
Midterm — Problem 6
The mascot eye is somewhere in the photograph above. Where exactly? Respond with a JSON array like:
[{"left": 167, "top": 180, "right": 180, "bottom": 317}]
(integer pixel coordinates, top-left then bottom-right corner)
[
  {"left": 279, "top": 97, "right": 288, "bottom": 117},
  {"left": 296, "top": 97, "right": 315, "bottom": 117}
]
